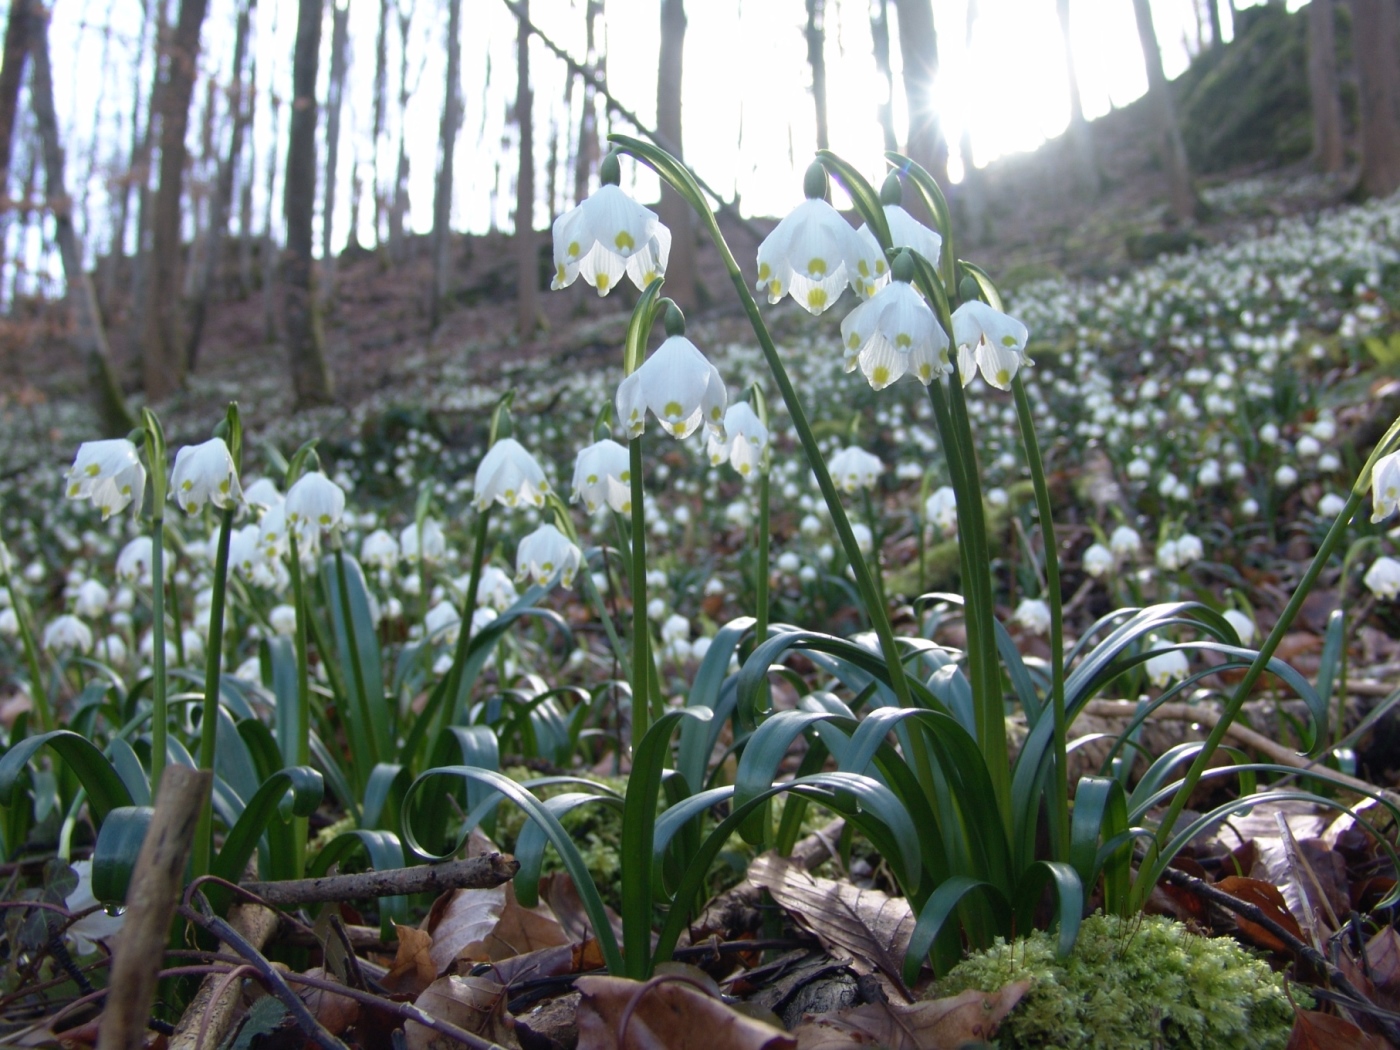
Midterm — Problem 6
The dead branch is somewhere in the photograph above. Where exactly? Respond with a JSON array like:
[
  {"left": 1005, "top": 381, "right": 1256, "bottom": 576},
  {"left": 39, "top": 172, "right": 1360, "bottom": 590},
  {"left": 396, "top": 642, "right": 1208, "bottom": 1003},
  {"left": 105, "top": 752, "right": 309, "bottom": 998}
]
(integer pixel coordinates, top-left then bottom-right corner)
[{"left": 238, "top": 852, "right": 519, "bottom": 907}]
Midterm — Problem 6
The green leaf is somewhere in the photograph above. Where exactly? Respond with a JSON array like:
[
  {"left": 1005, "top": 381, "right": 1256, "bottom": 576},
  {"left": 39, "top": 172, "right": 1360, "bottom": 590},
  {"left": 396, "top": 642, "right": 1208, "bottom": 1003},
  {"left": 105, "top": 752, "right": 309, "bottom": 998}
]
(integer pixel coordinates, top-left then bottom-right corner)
[
  {"left": 321, "top": 552, "right": 390, "bottom": 782},
  {"left": 308, "top": 829, "right": 409, "bottom": 935},
  {"left": 0, "top": 731, "right": 134, "bottom": 826},
  {"left": 816, "top": 151, "right": 889, "bottom": 248},
  {"left": 676, "top": 617, "right": 754, "bottom": 793},
  {"left": 512, "top": 791, "right": 625, "bottom": 906},
  {"left": 91, "top": 805, "right": 153, "bottom": 903},
  {"left": 1069, "top": 777, "right": 1131, "bottom": 915},
  {"left": 623, "top": 270, "right": 668, "bottom": 376},
  {"left": 608, "top": 134, "right": 711, "bottom": 219},
  {"left": 211, "top": 766, "right": 323, "bottom": 890}
]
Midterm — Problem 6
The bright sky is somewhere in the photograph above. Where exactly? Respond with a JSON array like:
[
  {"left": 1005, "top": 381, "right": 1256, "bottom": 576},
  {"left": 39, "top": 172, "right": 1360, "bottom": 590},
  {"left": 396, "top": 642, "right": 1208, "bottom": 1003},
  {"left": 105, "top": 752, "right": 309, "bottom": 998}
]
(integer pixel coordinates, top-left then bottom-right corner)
[{"left": 45, "top": 0, "right": 1295, "bottom": 261}]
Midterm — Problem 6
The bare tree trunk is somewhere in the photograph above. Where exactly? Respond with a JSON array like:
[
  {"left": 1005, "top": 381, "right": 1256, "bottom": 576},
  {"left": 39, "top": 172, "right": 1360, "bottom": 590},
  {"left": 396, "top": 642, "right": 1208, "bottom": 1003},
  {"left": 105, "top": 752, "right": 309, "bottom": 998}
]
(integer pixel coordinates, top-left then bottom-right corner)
[
  {"left": 1309, "top": 0, "right": 1345, "bottom": 174},
  {"left": 1131, "top": 0, "right": 1197, "bottom": 224},
  {"left": 127, "top": 1, "right": 169, "bottom": 339},
  {"left": 186, "top": 0, "right": 253, "bottom": 371},
  {"left": 870, "top": 0, "right": 898, "bottom": 153},
  {"left": 656, "top": 0, "right": 694, "bottom": 310},
  {"left": 0, "top": 1, "right": 35, "bottom": 216},
  {"left": 283, "top": 0, "right": 333, "bottom": 406},
  {"left": 515, "top": 0, "right": 537, "bottom": 336},
  {"left": 10, "top": 143, "right": 35, "bottom": 304},
  {"left": 1056, "top": 0, "right": 1101, "bottom": 194},
  {"left": 430, "top": 0, "right": 461, "bottom": 329},
  {"left": 893, "top": 0, "right": 947, "bottom": 186},
  {"left": 238, "top": 52, "right": 256, "bottom": 296},
  {"left": 805, "top": 0, "right": 828, "bottom": 150},
  {"left": 1353, "top": 0, "right": 1400, "bottom": 197},
  {"left": 372, "top": 0, "right": 389, "bottom": 245},
  {"left": 29, "top": 7, "right": 131, "bottom": 434},
  {"left": 103, "top": 0, "right": 155, "bottom": 312},
  {"left": 142, "top": 0, "right": 211, "bottom": 401},
  {"left": 1207, "top": 0, "right": 1223, "bottom": 46},
  {"left": 388, "top": 0, "right": 413, "bottom": 263},
  {"left": 262, "top": 90, "right": 278, "bottom": 340},
  {"left": 573, "top": 0, "right": 601, "bottom": 205},
  {"left": 321, "top": 0, "right": 350, "bottom": 301},
  {"left": 957, "top": 0, "right": 986, "bottom": 237}
]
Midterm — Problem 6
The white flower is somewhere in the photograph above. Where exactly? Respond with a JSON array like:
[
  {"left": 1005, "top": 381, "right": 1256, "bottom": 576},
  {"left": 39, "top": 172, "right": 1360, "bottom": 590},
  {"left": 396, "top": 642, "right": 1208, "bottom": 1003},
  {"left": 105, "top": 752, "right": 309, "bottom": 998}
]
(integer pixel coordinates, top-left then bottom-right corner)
[
  {"left": 925, "top": 486, "right": 957, "bottom": 534},
  {"left": 361, "top": 529, "right": 400, "bottom": 570},
  {"left": 1274, "top": 464, "right": 1299, "bottom": 488},
  {"left": 1145, "top": 642, "right": 1189, "bottom": 688},
  {"left": 424, "top": 600, "right": 461, "bottom": 644},
  {"left": 1175, "top": 532, "right": 1204, "bottom": 566},
  {"left": 268, "top": 604, "right": 298, "bottom": 636},
  {"left": 951, "top": 301, "right": 1029, "bottom": 390},
  {"left": 73, "top": 579, "right": 110, "bottom": 619},
  {"left": 0, "top": 608, "right": 17, "bottom": 637},
  {"left": 43, "top": 614, "right": 92, "bottom": 654},
  {"left": 1197, "top": 459, "right": 1221, "bottom": 487},
  {"left": 571, "top": 439, "right": 632, "bottom": 513},
  {"left": 840, "top": 281, "right": 949, "bottom": 390},
  {"left": 476, "top": 565, "right": 519, "bottom": 611},
  {"left": 828, "top": 446, "right": 883, "bottom": 493},
  {"left": 64, "top": 861, "right": 125, "bottom": 954},
  {"left": 1296, "top": 435, "right": 1321, "bottom": 458},
  {"left": 0, "top": 537, "right": 12, "bottom": 578},
  {"left": 96, "top": 633, "right": 127, "bottom": 665},
  {"left": 691, "top": 636, "right": 713, "bottom": 661},
  {"left": 1083, "top": 543, "right": 1114, "bottom": 578},
  {"left": 474, "top": 439, "right": 552, "bottom": 511},
  {"left": 1365, "top": 556, "right": 1400, "bottom": 600},
  {"left": 284, "top": 473, "right": 346, "bottom": 544},
  {"left": 1013, "top": 597, "right": 1051, "bottom": 635},
  {"left": 1317, "top": 492, "right": 1348, "bottom": 518},
  {"left": 854, "top": 205, "right": 942, "bottom": 295},
  {"left": 515, "top": 524, "right": 582, "bottom": 588},
  {"left": 116, "top": 537, "right": 165, "bottom": 587},
  {"left": 1240, "top": 497, "right": 1260, "bottom": 517},
  {"left": 1372, "top": 451, "right": 1400, "bottom": 523},
  {"left": 660, "top": 613, "right": 690, "bottom": 645},
  {"left": 243, "top": 478, "right": 284, "bottom": 513},
  {"left": 1223, "top": 609, "right": 1256, "bottom": 646},
  {"left": 256, "top": 502, "right": 290, "bottom": 562},
  {"left": 1126, "top": 457, "right": 1151, "bottom": 480},
  {"left": 399, "top": 519, "right": 446, "bottom": 564},
  {"left": 851, "top": 522, "right": 874, "bottom": 555},
  {"left": 169, "top": 438, "right": 242, "bottom": 515},
  {"left": 1156, "top": 539, "right": 1181, "bottom": 572},
  {"left": 756, "top": 197, "right": 876, "bottom": 314},
  {"left": 616, "top": 336, "right": 727, "bottom": 440},
  {"left": 1109, "top": 525, "right": 1142, "bottom": 559},
  {"left": 707, "top": 402, "right": 770, "bottom": 478},
  {"left": 65, "top": 440, "right": 146, "bottom": 520},
  {"left": 551, "top": 183, "right": 671, "bottom": 296},
  {"left": 777, "top": 551, "right": 801, "bottom": 574},
  {"left": 1259, "top": 422, "right": 1279, "bottom": 446}
]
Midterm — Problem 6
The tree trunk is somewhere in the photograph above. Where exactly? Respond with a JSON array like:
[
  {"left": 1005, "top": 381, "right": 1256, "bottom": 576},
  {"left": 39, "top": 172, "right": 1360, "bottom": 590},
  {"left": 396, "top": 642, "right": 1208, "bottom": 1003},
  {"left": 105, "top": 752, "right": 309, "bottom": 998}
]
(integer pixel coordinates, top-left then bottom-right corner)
[
  {"left": 1207, "top": 0, "right": 1223, "bottom": 46},
  {"left": 142, "top": 0, "right": 211, "bottom": 402},
  {"left": 282, "top": 0, "right": 334, "bottom": 406},
  {"left": 186, "top": 0, "right": 253, "bottom": 371},
  {"left": 805, "top": 0, "right": 829, "bottom": 150},
  {"left": 388, "top": 0, "right": 413, "bottom": 263},
  {"left": 29, "top": 6, "right": 132, "bottom": 435},
  {"left": 1352, "top": 0, "right": 1400, "bottom": 197},
  {"left": 870, "top": 0, "right": 898, "bottom": 153},
  {"left": 1131, "top": 0, "right": 1197, "bottom": 224},
  {"left": 0, "top": 0, "right": 35, "bottom": 224},
  {"left": 1056, "top": 0, "right": 1101, "bottom": 194},
  {"left": 515, "top": 0, "right": 538, "bottom": 336},
  {"left": 372, "top": 0, "right": 389, "bottom": 245},
  {"left": 1308, "top": 0, "right": 1345, "bottom": 174},
  {"left": 127, "top": 1, "right": 170, "bottom": 363},
  {"left": 573, "top": 0, "right": 602, "bottom": 205},
  {"left": 322, "top": 0, "right": 350, "bottom": 301},
  {"left": 262, "top": 89, "right": 278, "bottom": 340},
  {"left": 893, "top": 0, "right": 947, "bottom": 186},
  {"left": 656, "top": 0, "right": 695, "bottom": 310},
  {"left": 238, "top": 52, "right": 256, "bottom": 297},
  {"left": 430, "top": 0, "right": 461, "bottom": 329}
]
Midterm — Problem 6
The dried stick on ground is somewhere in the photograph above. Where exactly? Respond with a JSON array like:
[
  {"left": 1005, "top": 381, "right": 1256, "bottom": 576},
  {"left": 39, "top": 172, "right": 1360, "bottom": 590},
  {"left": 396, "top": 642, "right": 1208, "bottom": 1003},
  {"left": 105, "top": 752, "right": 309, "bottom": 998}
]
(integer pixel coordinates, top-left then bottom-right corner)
[
  {"left": 168, "top": 902, "right": 279, "bottom": 1050},
  {"left": 97, "top": 765, "right": 212, "bottom": 1050},
  {"left": 239, "top": 852, "right": 519, "bottom": 907}
]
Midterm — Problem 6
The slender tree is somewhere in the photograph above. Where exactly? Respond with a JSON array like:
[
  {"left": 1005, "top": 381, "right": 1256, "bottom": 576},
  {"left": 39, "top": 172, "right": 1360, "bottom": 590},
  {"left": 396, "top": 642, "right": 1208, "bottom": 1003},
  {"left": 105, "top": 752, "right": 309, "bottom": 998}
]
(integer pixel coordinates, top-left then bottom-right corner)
[
  {"left": 283, "top": 0, "right": 334, "bottom": 405},
  {"left": 29, "top": 6, "right": 131, "bottom": 434},
  {"left": 388, "top": 0, "right": 415, "bottom": 262},
  {"left": 0, "top": 0, "right": 35, "bottom": 219},
  {"left": 261, "top": 87, "right": 279, "bottom": 341},
  {"left": 1308, "top": 0, "right": 1345, "bottom": 174},
  {"left": 573, "top": 0, "right": 602, "bottom": 206},
  {"left": 515, "top": 0, "right": 538, "bottom": 336},
  {"left": 805, "top": 0, "right": 829, "bottom": 150},
  {"left": 238, "top": 51, "right": 256, "bottom": 296},
  {"left": 142, "top": 0, "right": 212, "bottom": 401},
  {"left": 322, "top": 0, "right": 351, "bottom": 301},
  {"left": 657, "top": 0, "right": 695, "bottom": 309},
  {"left": 431, "top": 0, "right": 461, "bottom": 328},
  {"left": 1352, "top": 0, "right": 1400, "bottom": 197},
  {"left": 1056, "top": 0, "right": 1101, "bottom": 193},
  {"left": 372, "top": 0, "right": 389, "bottom": 243},
  {"left": 893, "top": 0, "right": 947, "bottom": 186},
  {"left": 870, "top": 0, "right": 898, "bottom": 153},
  {"left": 1131, "top": 0, "right": 1197, "bottom": 223}
]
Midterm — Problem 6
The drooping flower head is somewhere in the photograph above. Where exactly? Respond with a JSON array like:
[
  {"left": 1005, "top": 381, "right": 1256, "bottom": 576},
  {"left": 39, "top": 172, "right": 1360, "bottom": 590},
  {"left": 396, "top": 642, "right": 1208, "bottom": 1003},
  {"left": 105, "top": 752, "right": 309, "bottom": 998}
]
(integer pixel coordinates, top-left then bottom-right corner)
[
  {"left": 1365, "top": 555, "right": 1400, "bottom": 600},
  {"left": 952, "top": 300, "right": 1030, "bottom": 391},
  {"left": 360, "top": 529, "right": 401, "bottom": 570},
  {"left": 43, "top": 614, "right": 92, "bottom": 655},
  {"left": 616, "top": 312, "right": 727, "bottom": 440},
  {"left": 828, "top": 446, "right": 883, "bottom": 494},
  {"left": 65, "top": 440, "right": 146, "bottom": 520},
  {"left": 707, "top": 402, "right": 769, "bottom": 478},
  {"left": 571, "top": 439, "right": 632, "bottom": 513},
  {"left": 925, "top": 486, "right": 957, "bottom": 534},
  {"left": 284, "top": 472, "right": 346, "bottom": 545},
  {"left": 853, "top": 172, "right": 944, "bottom": 297},
  {"left": 399, "top": 518, "right": 446, "bottom": 564},
  {"left": 1013, "top": 598, "right": 1051, "bottom": 635},
  {"left": 1372, "top": 450, "right": 1400, "bottom": 523},
  {"left": 839, "top": 252, "right": 950, "bottom": 390},
  {"left": 551, "top": 152, "right": 671, "bottom": 296},
  {"left": 1145, "top": 639, "right": 1189, "bottom": 688},
  {"left": 474, "top": 438, "right": 552, "bottom": 511},
  {"left": 170, "top": 438, "right": 242, "bottom": 516},
  {"left": 756, "top": 161, "right": 880, "bottom": 315},
  {"left": 515, "top": 523, "right": 583, "bottom": 589}
]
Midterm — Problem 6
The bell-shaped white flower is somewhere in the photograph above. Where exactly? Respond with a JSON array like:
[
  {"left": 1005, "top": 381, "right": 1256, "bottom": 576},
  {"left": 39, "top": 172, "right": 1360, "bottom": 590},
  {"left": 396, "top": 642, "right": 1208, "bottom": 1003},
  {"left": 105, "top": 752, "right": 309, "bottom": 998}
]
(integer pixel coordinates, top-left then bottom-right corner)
[
  {"left": 1145, "top": 641, "right": 1189, "bottom": 688},
  {"left": 1223, "top": 609, "right": 1257, "bottom": 647},
  {"left": 1013, "top": 597, "right": 1051, "bottom": 635},
  {"left": 1109, "top": 525, "right": 1142, "bottom": 559},
  {"left": 243, "top": 478, "right": 284, "bottom": 514},
  {"left": 616, "top": 336, "right": 727, "bottom": 440},
  {"left": 74, "top": 579, "right": 110, "bottom": 619},
  {"left": 284, "top": 472, "right": 346, "bottom": 544},
  {"left": 828, "top": 446, "right": 883, "bottom": 493},
  {"left": 571, "top": 439, "right": 632, "bottom": 514},
  {"left": 169, "top": 438, "right": 242, "bottom": 515},
  {"left": 1082, "top": 542, "right": 1114, "bottom": 578},
  {"left": 361, "top": 529, "right": 400, "bottom": 570},
  {"left": 256, "top": 502, "right": 290, "bottom": 562},
  {"left": 0, "top": 537, "right": 13, "bottom": 578},
  {"left": 1372, "top": 451, "right": 1400, "bottom": 523},
  {"left": 43, "top": 614, "right": 92, "bottom": 654},
  {"left": 115, "top": 537, "right": 169, "bottom": 587},
  {"left": 551, "top": 183, "right": 671, "bottom": 296},
  {"left": 839, "top": 280, "right": 949, "bottom": 390},
  {"left": 515, "top": 524, "right": 583, "bottom": 589},
  {"left": 268, "top": 603, "right": 298, "bottom": 636},
  {"left": 474, "top": 438, "right": 552, "bottom": 511},
  {"left": 423, "top": 600, "right": 461, "bottom": 644},
  {"left": 707, "top": 403, "right": 769, "bottom": 478},
  {"left": 925, "top": 486, "right": 957, "bottom": 534},
  {"left": 756, "top": 197, "right": 877, "bottom": 315},
  {"left": 475, "top": 565, "right": 520, "bottom": 611},
  {"left": 400, "top": 518, "right": 446, "bottom": 564},
  {"left": 65, "top": 440, "right": 146, "bottom": 520},
  {"left": 952, "top": 300, "right": 1030, "bottom": 391},
  {"left": 1365, "top": 555, "right": 1400, "bottom": 600},
  {"left": 228, "top": 524, "right": 266, "bottom": 580},
  {"left": 854, "top": 205, "right": 943, "bottom": 296}
]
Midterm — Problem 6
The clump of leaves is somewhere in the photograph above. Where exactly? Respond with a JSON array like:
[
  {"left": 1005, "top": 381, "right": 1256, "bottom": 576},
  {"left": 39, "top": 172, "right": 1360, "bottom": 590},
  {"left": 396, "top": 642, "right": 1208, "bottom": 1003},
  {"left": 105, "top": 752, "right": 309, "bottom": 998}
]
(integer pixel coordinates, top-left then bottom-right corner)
[{"left": 932, "top": 912, "right": 1300, "bottom": 1050}]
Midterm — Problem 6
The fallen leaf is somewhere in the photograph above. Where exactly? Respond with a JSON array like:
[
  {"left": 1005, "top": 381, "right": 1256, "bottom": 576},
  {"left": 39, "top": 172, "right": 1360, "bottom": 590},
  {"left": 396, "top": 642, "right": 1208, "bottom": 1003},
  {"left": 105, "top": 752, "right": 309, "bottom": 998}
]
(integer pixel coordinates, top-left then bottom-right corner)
[
  {"left": 791, "top": 981, "right": 1031, "bottom": 1050},
  {"left": 405, "top": 974, "right": 519, "bottom": 1050},
  {"left": 1216, "top": 876, "right": 1304, "bottom": 952},
  {"left": 468, "top": 882, "right": 571, "bottom": 961},
  {"left": 423, "top": 884, "right": 507, "bottom": 972},
  {"left": 540, "top": 871, "right": 625, "bottom": 944},
  {"left": 1367, "top": 926, "right": 1400, "bottom": 1014},
  {"left": 574, "top": 974, "right": 794, "bottom": 1050},
  {"left": 383, "top": 923, "right": 441, "bottom": 996},
  {"left": 1286, "top": 1009, "right": 1393, "bottom": 1049},
  {"left": 300, "top": 966, "right": 360, "bottom": 1036},
  {"left": 747, "top": 853, "right": 914, "bottom": 997}
]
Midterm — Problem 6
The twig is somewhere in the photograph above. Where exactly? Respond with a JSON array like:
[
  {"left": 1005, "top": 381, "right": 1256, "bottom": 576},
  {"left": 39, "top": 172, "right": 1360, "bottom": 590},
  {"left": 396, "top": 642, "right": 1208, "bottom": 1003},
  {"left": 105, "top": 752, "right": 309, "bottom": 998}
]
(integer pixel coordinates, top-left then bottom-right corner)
[
  {"left": 169, "top": 902, "right": 280, "bottom": 1050},
  {"left": 97, "top": 765, "right": 211, "bottom": 1050},
  {"left": 239, "top": 852, "right": 519, "bottom": 906}
]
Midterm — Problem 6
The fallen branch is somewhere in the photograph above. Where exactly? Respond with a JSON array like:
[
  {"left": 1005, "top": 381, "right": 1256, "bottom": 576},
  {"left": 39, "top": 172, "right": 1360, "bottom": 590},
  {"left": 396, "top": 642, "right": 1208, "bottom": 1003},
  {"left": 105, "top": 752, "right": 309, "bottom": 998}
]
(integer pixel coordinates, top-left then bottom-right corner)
[
  {"left": 239, "top": 852, "right": 519, "bottom": 906},
  {"left": 169, "top": 902, "right": 280, "bottom": 1050}
]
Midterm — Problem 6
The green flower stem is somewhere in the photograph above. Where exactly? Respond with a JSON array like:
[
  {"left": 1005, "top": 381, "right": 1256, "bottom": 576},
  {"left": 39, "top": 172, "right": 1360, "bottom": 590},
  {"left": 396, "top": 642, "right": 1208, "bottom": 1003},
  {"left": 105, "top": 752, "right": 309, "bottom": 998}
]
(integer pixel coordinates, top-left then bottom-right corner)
[
  {"left": 629, "top": 436, "right": 652, "bottom": 751},
  {"left": 4, "top": 576, "right": 53, "bottom": 733},
  {"left": 1012, "top": 374, "right": 1068, "bottom": 860},
  {"left": 168, "top": 565, "right": 186, "bottom": 668},
  {"left": 755, "top": 471, "right": 770, "bottom": 644},
  {"left": 192, "top": 505, "right": 236, "bottom": 880},
  {"left": 149, "top": 515, "right": 169, "bottom": 798},
  {"left": 861, "top": 489, "right": 889, "bottom": 617},
  {"left": 287, "top": 534, "right": 311, "bottom": 879},
  {"left": 334, "top": 546, "right": 379, "bottom": 769},
  {"left": 442, "top": 506, "right": 492, "bottom": 732},
  {"left": 1135, "top": 413, "right": 1400, "bottom": 908}
]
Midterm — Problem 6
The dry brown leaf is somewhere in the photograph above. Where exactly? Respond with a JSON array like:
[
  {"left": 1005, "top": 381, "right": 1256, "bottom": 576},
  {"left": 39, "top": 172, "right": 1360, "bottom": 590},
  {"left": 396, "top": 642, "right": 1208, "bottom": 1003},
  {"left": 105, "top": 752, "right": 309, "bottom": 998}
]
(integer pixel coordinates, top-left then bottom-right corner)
[
  {"left": 484, "top": 941, "right": 580, "bottom": 988},
  {"left": 540, "top": 871, "right": 625, "bottom": 944},
  {"left": 1286, "top": 1009, "right": 1394, "bottom": 1049},
  {"left": 747, "top": 853, "right": 914, "bottom": 996},
  {"left": 1216, "top": 876, "right": 1304, "bottom": 952},
  {"left": 383, "top": 923, "right": 441, "bottom": 996},
  {"left": 1367, "top": 926, "right": 1400, "bottom": 1014},
  {"left": 574, "top": 974, "right": 794, "bottom": 1050},
  {"left": 423, "top": 884, "right": 507, "bottom": 971},
  {"left": 791, "top": 981, "right": 1031, "bottom": 1050},
  {"left": 300, "top": 966, "right": 360, "bottom": 1036},
  {"left": 469, "top": 882, "right": 571, "bottom": 961},
  {"left": 404, "top": 975, "right": 519, "bottom": 1050}
]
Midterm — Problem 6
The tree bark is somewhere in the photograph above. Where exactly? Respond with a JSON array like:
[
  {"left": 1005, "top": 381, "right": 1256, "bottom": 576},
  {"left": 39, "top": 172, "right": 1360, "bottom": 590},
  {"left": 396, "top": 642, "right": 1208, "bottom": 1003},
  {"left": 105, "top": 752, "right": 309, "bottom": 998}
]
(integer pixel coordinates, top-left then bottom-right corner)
[
  {"left": 185, "top": 0, "right": 254, "bottom": 371},
  {"left": 1308, "top": 0, "right": 1345, "bottom": 174},
  {"left": 0, "top": 0, "right": 35, "bottom": 222},
  {"left": 321, "top": 0, "right": 350, "bottom": 301},
  {"left": 282, "top": 0, "right": 334, "bottom": 406},
  {"left": 805, "top": 0, "right": 828, "bottom": 151},
  {"left": 656, "top": 0, "right": 695, "bottom": 310},
  {"left": 1131, "top": 0, "right": 1197, "bottom": 224},
  {"left": 573, "top": 0, "right": 602, "bottom": 206},
  {"left": 1352, "top": 0, "right": 1400, "bottom": 197},
  {"left": 870, "top": 0, "right": 898, "bottom": 153},
  {"left": 1056, "top": 0, "right": 1101, "bottom": 194},
  {"left": 430, "top": 0, "right": 461, "bottom": 329},
  {"left": 372, "top": 0, "right": 389, "bottom": 245},
  {"left": 515, "top": 0, "right": 538, "bottom": 336},
  {"left": 1207, "top": 0, "right": 1223, "bottom": 46},
  {"left": 142, "top": 0, "right": 211, "bottom": 401},
  {"left": 893, "top": 0, "right": 947, "bottom": 186},
  {"left": 238, "top": 52, "right": 256, "bottom": 296},
  {"left": 388, "top": 0, "right": 413, "bottom": 263},
  {"left": 261, "top": 88, "right": 278, "bottom": 341},
  {"left": 29, "top": 6, "right": 133, "bottom": 435}
]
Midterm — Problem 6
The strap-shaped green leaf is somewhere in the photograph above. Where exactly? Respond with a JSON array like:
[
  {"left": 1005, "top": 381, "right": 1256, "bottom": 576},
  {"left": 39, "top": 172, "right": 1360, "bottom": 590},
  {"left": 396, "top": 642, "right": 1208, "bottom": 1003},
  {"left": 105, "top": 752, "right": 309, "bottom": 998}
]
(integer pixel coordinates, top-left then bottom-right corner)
[
  {"left": 816, "top": 151, "right": 890, "bottom": 248},
  {"left": 91, "top": 804, "right": 152, "bottom": 903},
  {"left": 0, "top": 731, "right": 134, "bottom": 826},
  {"left": 321, "top": 552, "right": 389, "bottom": 784},
  {"left": 513, "top": 791, "right": 625, "bottom": 906},
  {"left": 211, "top": 765, "right": 324, "bottom": 888},
  {"left": 1069, "top": 776, "right": 1131, "bottom": 915},
  {"left": 308, "top": 828, "right": 409, "bottom": 934}
]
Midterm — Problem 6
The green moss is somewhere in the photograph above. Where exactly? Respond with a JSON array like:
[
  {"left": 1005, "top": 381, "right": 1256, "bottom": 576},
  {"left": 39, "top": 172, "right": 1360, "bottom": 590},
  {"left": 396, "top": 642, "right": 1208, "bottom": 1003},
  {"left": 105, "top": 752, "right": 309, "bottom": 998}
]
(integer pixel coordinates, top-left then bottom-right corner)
[{"left": 933, "top": 913, "right": 1301, "bottom": 1050}]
